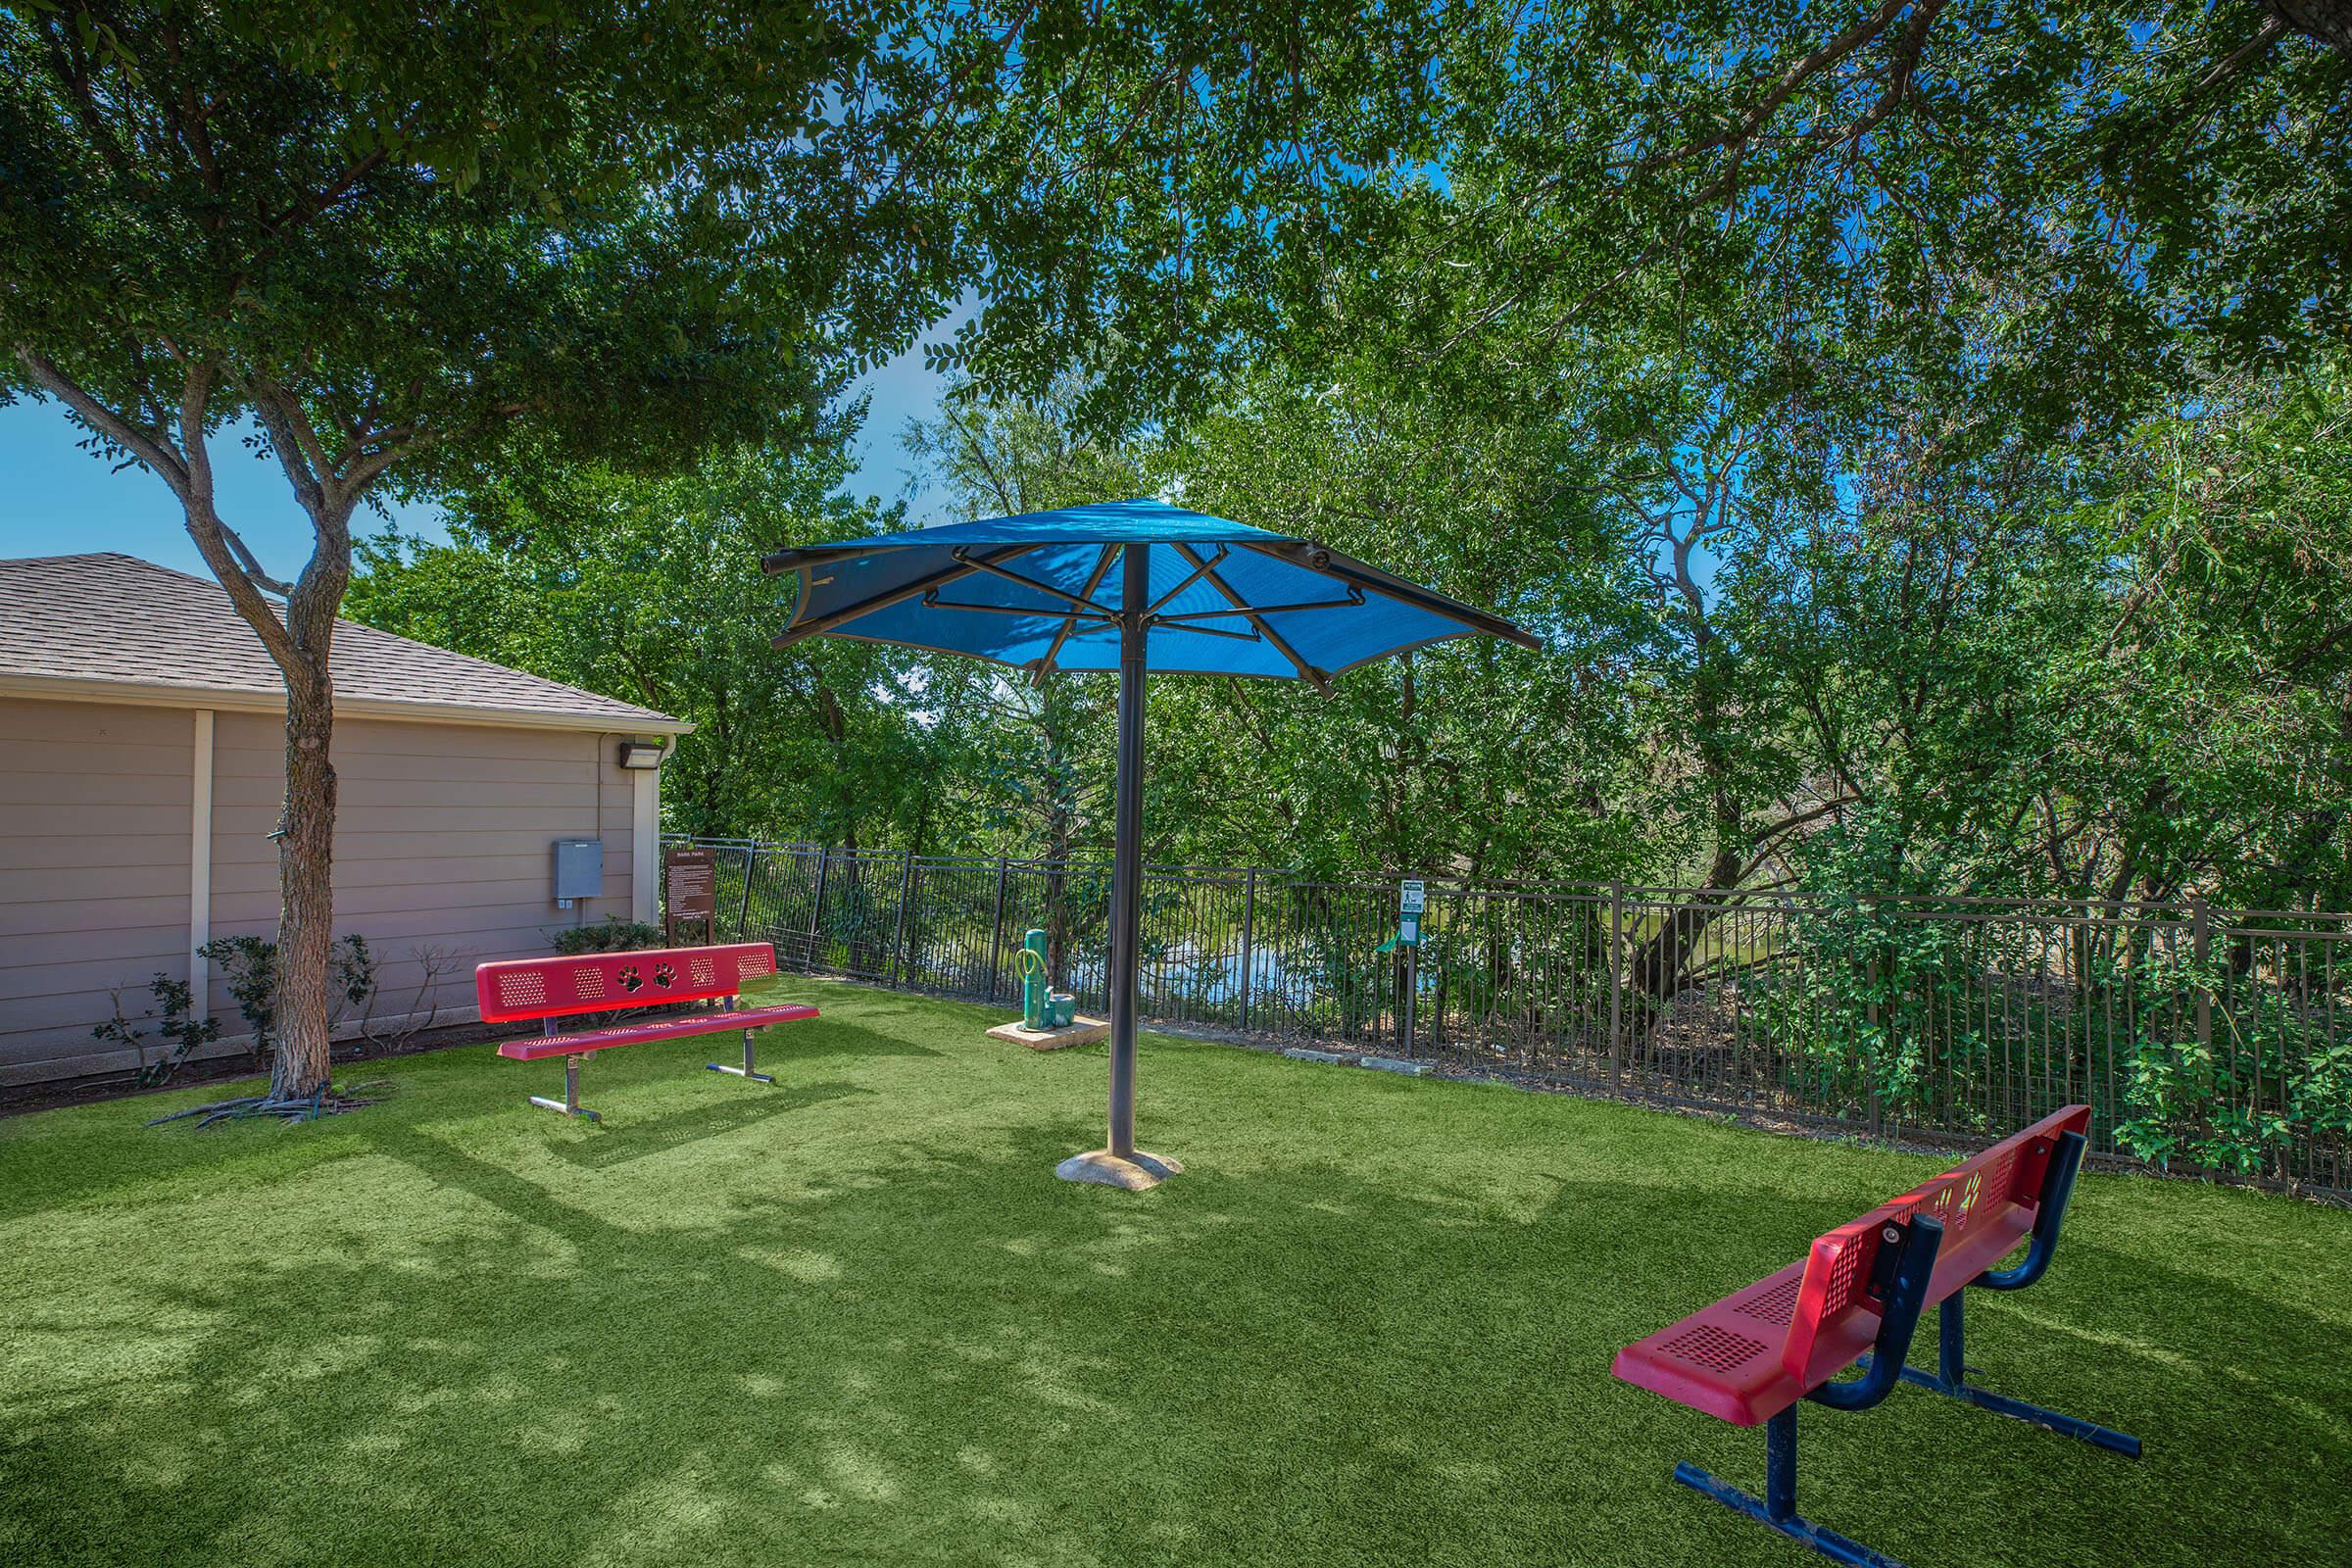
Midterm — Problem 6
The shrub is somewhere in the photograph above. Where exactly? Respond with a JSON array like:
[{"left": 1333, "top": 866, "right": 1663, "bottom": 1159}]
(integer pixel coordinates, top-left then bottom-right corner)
[
  {"left": 93, "top": 973, "right": 222, "bottom": 1089},
  {"left": 2108, "top": 948, "right": 2352, "bottom": 1181},
  {"left": 549, "top": 917, "right": 666, "bottom": 956},
  {"left": 198, "top": 933, "right": 375, "bottom": 1062},
  {"left": 1750, "top": 808, "right": 1995, "bottom": 1128}
]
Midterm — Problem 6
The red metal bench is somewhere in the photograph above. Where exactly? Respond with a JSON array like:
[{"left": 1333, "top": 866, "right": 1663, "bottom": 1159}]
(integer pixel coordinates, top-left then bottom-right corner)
[
  {"left": 475, "top": 942, "right": 818, "bottom": 1121},
  {"left": 1612, "top": 1105, "right": 2138, "bottom": 1568}
]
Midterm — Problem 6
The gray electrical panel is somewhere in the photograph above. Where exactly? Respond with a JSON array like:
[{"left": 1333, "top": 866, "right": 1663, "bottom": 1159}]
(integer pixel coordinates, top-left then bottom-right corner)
[{"left": 552, "top": 838, "right": 604, "bottom": 906}]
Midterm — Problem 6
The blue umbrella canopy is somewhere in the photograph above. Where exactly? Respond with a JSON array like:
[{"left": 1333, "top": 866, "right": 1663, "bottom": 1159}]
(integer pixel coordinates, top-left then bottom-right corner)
[
  {"left": 760, "top": 497, "right": 1538, "bottom": 1190},
  {"left": 761, "top": 498, "right": 1541, "bottom": 683}
]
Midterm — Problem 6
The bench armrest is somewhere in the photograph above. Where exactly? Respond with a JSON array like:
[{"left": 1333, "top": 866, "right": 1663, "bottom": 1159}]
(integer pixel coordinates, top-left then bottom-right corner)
[
  {"left": 1975, "top": 1129, "right": 2085, "bottom": 1293},
  {"left": 1805, "top": 1212, "right": 1942, "bottom": 1413}
]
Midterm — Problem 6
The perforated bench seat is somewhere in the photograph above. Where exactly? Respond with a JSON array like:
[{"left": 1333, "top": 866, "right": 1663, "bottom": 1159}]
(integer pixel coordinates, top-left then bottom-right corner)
[
  {"left": 474, "top": 942, "right": 818, "bottom": 1120},
  {"left": 1610, "top": 1105, "right": 2140, "bottom": 1568},
  {"left": 1614, "top": 1261, "right": 1824, "bottom": 1427},
  {"left": 496, "top": 1002, "right": 820, "bottom": 1061},
  {"left": 1616, "top": 1197, "right": 2040, "bottom": 1427}
]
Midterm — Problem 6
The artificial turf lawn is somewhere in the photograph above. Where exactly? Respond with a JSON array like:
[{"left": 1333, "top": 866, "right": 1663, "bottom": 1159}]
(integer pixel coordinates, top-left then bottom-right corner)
[{"left": 2, "top": 979, "right": 2347, "bottom": 1568}]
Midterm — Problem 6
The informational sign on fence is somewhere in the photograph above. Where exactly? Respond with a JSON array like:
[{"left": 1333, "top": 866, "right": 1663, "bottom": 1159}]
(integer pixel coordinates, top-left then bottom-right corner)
[
  {"left": 1398, "top": 879, "right": 1425, "bottom": 914},
  {"left": 663, "top": 846, "right": 717, "bottom": 940}
]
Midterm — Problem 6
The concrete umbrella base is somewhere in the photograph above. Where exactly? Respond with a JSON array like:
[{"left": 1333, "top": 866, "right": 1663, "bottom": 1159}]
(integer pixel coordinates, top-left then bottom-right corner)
[{"left": 1054, "top": 1148, "right": 1184, "bottom": 1191}]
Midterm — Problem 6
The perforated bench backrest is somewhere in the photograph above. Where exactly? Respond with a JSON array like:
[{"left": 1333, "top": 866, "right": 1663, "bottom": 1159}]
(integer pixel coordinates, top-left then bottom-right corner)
[
  {"left": 475, "top": 943, "right": 779, "bottom": 1024},
  {"left": 1780, "top": 1103, "right": 2090, "bottom": 1390}
]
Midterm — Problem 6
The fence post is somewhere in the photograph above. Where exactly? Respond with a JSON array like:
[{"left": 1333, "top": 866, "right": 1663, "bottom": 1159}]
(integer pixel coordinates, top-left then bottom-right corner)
[
  {"left": 1238, "top": 866, "right": 1258, "bottom": 1032},
  {"left": 889, "top": 852, "right": 916, "bottom": 989},
  {"left": 1607, "top": 881, "right": 1625, "bottom": 1087},
  {"left": 987, "top": 856, "right": 1010, "bottom": 1003},
  {"left": 2190, "top": 896, "right": 2213, "bottom": 1054},
  {"left": 732, "top": 846, "right": 757, "bottom": 941},
  {"left": 1866, "top": 951, "right": 1885, "bottom": 1139},
  {"left": 807, "top": 849, "right": 831, "bottom": 967}
]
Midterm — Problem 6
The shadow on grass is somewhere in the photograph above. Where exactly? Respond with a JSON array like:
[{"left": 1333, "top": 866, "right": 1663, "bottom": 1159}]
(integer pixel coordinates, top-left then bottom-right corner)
[
  {"left": 764, "top": 1018, "right": 949, "bottom": 1064},
  {"left": 2, "top": 1105, "right": 2346, "bottom": 1568},
  {"left": 543, "top": 1081, "right": 871, "bottom": 1171}
]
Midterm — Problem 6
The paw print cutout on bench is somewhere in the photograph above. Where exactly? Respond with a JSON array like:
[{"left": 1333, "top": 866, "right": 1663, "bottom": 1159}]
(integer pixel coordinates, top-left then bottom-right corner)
[
  {"left": 652, "top": 961, "right": 677, "bottom": 989},
  {"left": 617, "top": 963, "right": 644, "bottom": 994}
]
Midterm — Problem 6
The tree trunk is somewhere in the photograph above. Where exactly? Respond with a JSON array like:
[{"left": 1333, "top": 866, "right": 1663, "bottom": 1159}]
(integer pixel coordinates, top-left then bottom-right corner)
[
  {"left": 1629, "top": 845, "right": 1743, "bottom": 1021},
  {"left": 2270, "top": 0, "right": 2352, "bottom": 55},
  {"left": 257, "top": 499, "right": 354, "bottom": 1101},
  {"left": 270, "top": 663, "right": 339, "bottom": 1100},
  {"left": 15, "top": 351, "right": 371, "bottom": 1110}
]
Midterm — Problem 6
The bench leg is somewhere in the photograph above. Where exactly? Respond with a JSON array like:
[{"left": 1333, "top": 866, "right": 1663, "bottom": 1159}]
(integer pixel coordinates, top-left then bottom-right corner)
[
  {"left": 1673, "top": 1408, "right": 1909, "bottom": 1568},
  {"left": 706, "top": 1027, "right": 773, "bottom": 1085},
  {"left": 1885, "top": 1296, "right": 2142, "bottom": 1457},
  {"left": 528, "top": 1054, "right": 602, "bottom": 1122}
]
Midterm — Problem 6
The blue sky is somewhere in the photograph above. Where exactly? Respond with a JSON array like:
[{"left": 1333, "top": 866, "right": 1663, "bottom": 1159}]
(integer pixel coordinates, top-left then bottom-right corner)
[{"left": 0, "top": 340, "right": 952, "bottom": 579}]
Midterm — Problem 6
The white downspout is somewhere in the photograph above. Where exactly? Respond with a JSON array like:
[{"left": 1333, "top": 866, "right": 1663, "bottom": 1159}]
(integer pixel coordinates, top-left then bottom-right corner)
[
  {"left": 189, "top": 709, "right": 214, "bottom": 1022},
  {"left": 630, "top": 749, "right": 660, "bottom": 925}
]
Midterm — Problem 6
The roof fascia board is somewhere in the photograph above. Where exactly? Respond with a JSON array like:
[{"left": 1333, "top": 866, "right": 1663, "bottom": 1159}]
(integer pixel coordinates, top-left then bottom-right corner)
[{"left": 0, "top": 672, "right": 694, "bottom": 736}]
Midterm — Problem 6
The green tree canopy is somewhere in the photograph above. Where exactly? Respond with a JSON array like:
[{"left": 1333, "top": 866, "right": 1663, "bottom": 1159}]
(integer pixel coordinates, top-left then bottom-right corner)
[
  {"left": 350, "top": 430, "right": 955, "bottom": 848},
  {"left": 0, "top": 1, "right": 983, "bottom": 1102}
]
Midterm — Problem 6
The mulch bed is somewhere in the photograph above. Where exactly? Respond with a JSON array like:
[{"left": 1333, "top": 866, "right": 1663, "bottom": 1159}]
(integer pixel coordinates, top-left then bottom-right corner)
[{"left": 0, "top": 1018, "right": 540, "bottom": 1121}]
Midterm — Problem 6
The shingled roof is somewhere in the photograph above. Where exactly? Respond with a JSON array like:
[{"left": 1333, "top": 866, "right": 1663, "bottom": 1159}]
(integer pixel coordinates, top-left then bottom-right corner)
[{"left": 0, "top": 553, "right": 689, "bottom": 734}]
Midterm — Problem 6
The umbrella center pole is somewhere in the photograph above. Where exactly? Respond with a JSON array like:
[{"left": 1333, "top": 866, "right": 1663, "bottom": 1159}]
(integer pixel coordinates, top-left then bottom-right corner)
[
  {"left": 1056, "top": 542, "right": 1183, "bottom": 1192},
  {"left": 1106, "top": 598, "right": 1144, "bottom": 1157}
]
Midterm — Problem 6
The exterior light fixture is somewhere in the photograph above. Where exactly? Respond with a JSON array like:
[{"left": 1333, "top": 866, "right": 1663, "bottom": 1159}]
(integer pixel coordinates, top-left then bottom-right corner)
[{"left": 616, "top": 740, "right": 665, "bottom": 770}]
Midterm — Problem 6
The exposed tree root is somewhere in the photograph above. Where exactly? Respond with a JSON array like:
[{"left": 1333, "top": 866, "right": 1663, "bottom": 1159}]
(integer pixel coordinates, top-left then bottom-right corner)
[{"left": 145, "top": 1081, "right": 389, "bottom": 1130}]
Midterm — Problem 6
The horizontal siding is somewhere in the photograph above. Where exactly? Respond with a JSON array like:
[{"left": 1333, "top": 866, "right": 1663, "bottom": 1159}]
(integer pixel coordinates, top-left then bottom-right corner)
[
  {"left": 211, "top": 776, "right": 602, "bottom": 812},
  {"left": 208, "top": 852, "right": 580, "bottom": 898},
  {"left": 212, "top": 802, "right": 608, "bottom": 837},
  {"left": 207, "top": 828, "right": 620, "bottom": 870},
  {"left": 210, "top": 875, "right": 572, "bottom": 926},
  {"left": 0, "top": 892, "right": 189, "bottom": 940},
  {"left": 0, "top": 736, "right": 193, "bottom": 778},
  {"left": 0, "top": 768, "right": 192, "bottom": 808},
  {"left": 199, "top": 919, "right": 570, "bottom": 979},
  {"left": 212, "top": 749, "right": 612, "bottom": 788},
  {"left": 5, "top": 922, "right": 193, "bottom": 972},
  {"left": 1, "top": 940, "right": 200, "bottom": 1010},
  {"left": 0, "top": 803, "right": 191, "bottom": 839},
  {"left": 213, "top": 717, "right": 640, "bottom": 765},
  {"left": 0, "top": 853, "right": 186, "bottom": 893},
  {"left": 4, "top": 700, "right": 649, "bottom": 1081},
  {"left": 199, "top": 714, "right": 639, "bottom": 1042},
  {"left": 0, "top": 700, "right": 193, "bottom": 1073},
  {"left": 4, "top": 700, "right": 648, "bottom": 1083},
  {"left": 0, "top": 701, "right": 189, "bottom": 747}
]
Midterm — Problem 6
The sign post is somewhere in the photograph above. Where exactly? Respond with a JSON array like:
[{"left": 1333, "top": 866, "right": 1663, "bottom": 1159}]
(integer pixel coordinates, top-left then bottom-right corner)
[
  {"left": 1398, "top": 879, "right": 1424, "bottom": 1057},
  {"left": 663, "top": 845, "right": 718, "bottom": 945}
]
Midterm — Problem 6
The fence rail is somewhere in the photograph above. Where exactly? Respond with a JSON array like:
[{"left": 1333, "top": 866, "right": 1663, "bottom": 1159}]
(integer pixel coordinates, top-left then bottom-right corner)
[{"left": 664, "top": 838, "right": 2352, "bottom": 1198}]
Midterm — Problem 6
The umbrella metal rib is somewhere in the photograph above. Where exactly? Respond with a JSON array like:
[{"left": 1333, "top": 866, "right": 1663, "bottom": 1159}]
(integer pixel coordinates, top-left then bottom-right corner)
[
  {"left": 1173, "top": 540, "right": 1332, "bottom": 694},
  {"left": 771, "top": 543, "right": 1040, "bottom": 649},
  {"left": 1253, "top": 539, "right": 1541, "bottom": 650},
  {"left": 1149, "top": 592, "right": 1363, "bottom": 622},
  {"left": 1145, "top": 544, "right": 1230, "bottom": 613},
  {"left": 950, "top": 548, "right": 1122, "bottom": 614},
  {"left": 1033, "top": 543, "right": 1120, "bottom": 681},
  {"left": 1152, "top": 618, "right": 1261, "bottom": 642},
  {"left": 922, "top": 592, "right": 1115, "bottom": 621}
]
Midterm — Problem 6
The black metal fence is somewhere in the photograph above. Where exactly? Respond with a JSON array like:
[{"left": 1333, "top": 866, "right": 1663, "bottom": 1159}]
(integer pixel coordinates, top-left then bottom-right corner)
[{"left": 668, "top": 838, "right": 2352, "bottom": 1198}]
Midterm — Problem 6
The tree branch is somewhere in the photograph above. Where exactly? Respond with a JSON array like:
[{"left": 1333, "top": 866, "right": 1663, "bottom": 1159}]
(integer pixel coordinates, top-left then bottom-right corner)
[
  {"left": 1631, "top": 0, "right": 1917, "bottom": 175},
  {"left": 14, "top": 347, "right": 192, "bottom": 495},
  {"left": 217, "top": 524, "right": 293, "bottom": 596}
]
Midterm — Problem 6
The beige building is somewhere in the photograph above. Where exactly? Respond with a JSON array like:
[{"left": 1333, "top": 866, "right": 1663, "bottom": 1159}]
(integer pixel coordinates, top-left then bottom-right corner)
[{"left": 0, "top": 553, "right": 690, "bottom": 1085}]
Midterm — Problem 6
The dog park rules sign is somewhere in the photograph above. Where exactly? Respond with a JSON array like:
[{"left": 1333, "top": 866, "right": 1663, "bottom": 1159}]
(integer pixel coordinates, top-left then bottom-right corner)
[{"left": 663, "top": 846, "right": 718, "bottom": 941}]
